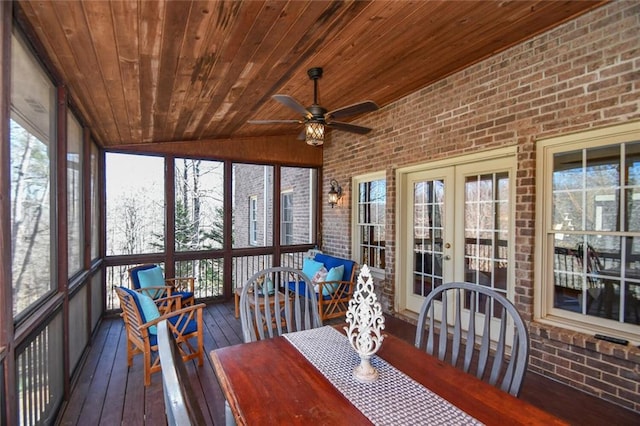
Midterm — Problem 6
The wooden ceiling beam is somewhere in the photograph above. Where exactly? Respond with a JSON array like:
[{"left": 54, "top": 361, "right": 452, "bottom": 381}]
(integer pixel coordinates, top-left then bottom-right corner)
[{"left": 111, "top": 134, "right": 323, "bottom": 167}]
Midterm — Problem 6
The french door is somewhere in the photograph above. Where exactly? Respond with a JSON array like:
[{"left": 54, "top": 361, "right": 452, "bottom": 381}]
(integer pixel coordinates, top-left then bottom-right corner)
[{"left": 400, "top": 154, "right": 515, "bottom": 336}]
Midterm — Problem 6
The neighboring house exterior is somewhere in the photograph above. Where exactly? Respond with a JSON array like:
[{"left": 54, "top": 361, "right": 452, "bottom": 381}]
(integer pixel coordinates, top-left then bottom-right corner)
[{"left": 233, "top": 165, "right": 315, "bottom": 248}]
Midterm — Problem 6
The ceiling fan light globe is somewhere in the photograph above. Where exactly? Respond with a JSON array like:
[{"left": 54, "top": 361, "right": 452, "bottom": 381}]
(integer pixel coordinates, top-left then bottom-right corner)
[{"left": 305, "top": 122, "right": 325, "bottom": 146}]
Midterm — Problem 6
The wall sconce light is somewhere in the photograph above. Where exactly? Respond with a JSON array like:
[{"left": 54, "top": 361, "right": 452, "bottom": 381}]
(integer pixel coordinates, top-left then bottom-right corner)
[
  {"left": 328, "top": 179, "right": 342, "bottom": 208},
  {"left": 305, "top": 121, "right": 325, "bottom": 146}
]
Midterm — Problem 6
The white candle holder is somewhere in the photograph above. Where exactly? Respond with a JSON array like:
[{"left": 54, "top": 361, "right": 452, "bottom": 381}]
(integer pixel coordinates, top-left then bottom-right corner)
[{"left": 344, "top": 264, "right": 385, "bottom": 383}]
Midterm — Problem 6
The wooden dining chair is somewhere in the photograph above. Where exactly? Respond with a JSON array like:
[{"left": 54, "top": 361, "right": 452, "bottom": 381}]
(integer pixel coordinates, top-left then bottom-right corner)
[
  {"left": 157, "top": 320, "right": 207, "bottom": 426},
  {"left": 415, "top": 282, "right": 529, "bottom": 397},
  {"left": 239, "top": 266, "right": 322, "bottom": 343}
]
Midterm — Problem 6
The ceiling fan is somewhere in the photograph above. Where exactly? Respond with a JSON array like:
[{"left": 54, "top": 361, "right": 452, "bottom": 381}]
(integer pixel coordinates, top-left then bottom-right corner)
[{"left": 248, "top": 67, "right": 379, "bottom": 146}]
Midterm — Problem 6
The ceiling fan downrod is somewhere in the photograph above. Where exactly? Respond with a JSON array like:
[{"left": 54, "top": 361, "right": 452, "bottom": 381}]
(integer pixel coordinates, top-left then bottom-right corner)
[{"left": 307, "top": 67, "right": 323, "bottom": 106}]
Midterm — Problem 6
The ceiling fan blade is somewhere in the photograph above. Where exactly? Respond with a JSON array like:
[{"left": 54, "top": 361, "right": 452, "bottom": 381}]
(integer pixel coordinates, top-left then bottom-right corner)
[
  {"left": 326, "top": 100, "right": 378, "bottom": 120},
  {"left": 328, "top": 121, "right": 373, "bottom": 135},
  {"left": 247, "top": 119, "right": 301, "bottom": 125},
  {"left": 272, "top": 95, "right": 312, "bottom": 118}
]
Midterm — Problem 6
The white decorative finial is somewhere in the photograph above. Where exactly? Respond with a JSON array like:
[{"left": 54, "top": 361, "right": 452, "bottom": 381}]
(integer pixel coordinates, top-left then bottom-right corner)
[{"left": 344, "top": 264, "right": 385, "bottom": 383}]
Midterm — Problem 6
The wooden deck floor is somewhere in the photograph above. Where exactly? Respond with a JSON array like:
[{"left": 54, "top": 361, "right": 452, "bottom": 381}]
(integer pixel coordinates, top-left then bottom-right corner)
[{"left": 56, "top": 301, "right": 640, "bottom": 425}]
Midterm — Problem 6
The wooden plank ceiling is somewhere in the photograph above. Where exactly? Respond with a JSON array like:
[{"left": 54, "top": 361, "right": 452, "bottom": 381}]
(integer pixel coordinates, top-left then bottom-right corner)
[{"left": 15, "top": 0, "right": 605, "bottom": 148}]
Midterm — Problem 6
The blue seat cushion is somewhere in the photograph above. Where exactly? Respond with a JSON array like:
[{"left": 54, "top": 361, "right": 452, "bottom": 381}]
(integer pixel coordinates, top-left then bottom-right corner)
[
  {"left": 288, "top": 280, "right": 348, "bottom": 301},
  {"left": 147, "top": 318, "right": 198, "bottom": 347},
  {"left": 120, "top": 286, "right": 143, "bottom": 312},
  {"left": 174, "top": 291, "right": 194, "bottom": 301},
  {"left": 168, "top": 315, "right": 198, "bottom": 335}
]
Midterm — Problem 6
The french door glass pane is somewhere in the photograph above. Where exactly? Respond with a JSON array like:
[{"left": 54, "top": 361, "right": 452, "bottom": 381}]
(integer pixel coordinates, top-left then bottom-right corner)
[
  {"left": 413, "top": 180, "right": 444, "bottom": 298},
  {"left": 464, "top": 172, "right": 509, "bottom": 318},
  {"left": 358, "top": 179, "right": 386, "bottom": 269}
]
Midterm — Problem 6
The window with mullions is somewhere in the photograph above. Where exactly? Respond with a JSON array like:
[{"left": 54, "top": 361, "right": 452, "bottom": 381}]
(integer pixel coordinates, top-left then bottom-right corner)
[
  {"left": 249, "top": 196, "right": 258, "bottom": 246},
  {"left": 537, "top": 122, "right": 640, "bottom": 341},
  {"left": 10, "top": 31, "right": 56, "bottom": 319},
  {"left": 353, "top": 173, "right": 386, "bottom": 272},
  {"left": 281, "top": 191, "right": 293, "bottom": 245}
]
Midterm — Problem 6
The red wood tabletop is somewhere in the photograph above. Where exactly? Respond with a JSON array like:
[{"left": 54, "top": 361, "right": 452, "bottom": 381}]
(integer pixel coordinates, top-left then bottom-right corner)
[{"left": 210, "top": 329, "right": 567, "bottom": 425}]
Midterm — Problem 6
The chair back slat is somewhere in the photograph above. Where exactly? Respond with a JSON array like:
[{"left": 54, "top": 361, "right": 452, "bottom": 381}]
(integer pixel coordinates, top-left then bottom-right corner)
[
  {"left": 426, "top": 304, "right": 435, "bottom": 356},
  {"left": 415, "top": 282, "right": 530, "bottom": 397},
  {"left": 438, "top": 291, "right": 448, "bottom": 360},
  {"left": 501, "top": 332, "right": 518, "bottom": 392},
  {"left": 240, "top": 267, "right": 322, "bottom": 343},
  {"left": 157, "top": 320, "right": 207, "bottom": 426},
  {"left": 489, "top": 310, "right": 508, "bottom": 386},
  {"left": 476, "top": 295, "right": 492, "bottom": 380},
  {"left": 463, "top": 291, "right": 475, "bottom": 373},
  {"left": 116, "top": 288, "right": 147, "bottom": 344},
  {"left": 451, "top": 289, "right": 462, "bottom": 366}
]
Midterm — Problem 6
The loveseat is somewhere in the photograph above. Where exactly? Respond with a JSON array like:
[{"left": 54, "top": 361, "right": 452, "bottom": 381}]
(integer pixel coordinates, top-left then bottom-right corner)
[{"left": 290, "top": 253, "right": 357, "bottom": 321}]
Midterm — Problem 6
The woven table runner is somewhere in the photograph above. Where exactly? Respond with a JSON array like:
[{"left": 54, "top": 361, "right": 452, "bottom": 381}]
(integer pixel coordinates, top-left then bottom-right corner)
[{"left": 284, "top": 326, "right": 484, "bottom": 426}]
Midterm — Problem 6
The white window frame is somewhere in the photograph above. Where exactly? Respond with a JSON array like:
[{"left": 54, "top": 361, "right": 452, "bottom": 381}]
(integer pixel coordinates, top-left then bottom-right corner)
[
  {"left": 249, "top": 195, "right": 258, "bottom": 246},
  {"left": 352, "top": 171, "right": 386, "bottom": 278},
  {"left": 535, "top": 121, "right": 640, "bottom": 344},
  {"left": 281, "top": 190, "right": 293, "bottom": 245}
]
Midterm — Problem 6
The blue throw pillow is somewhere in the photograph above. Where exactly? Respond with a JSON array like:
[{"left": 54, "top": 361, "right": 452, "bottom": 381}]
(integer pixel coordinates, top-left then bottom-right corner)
[
  {"left": 321, "top": 265, "right": 344, "bottom": 296},
  {"left": 302, "top": 258, "right": 324, "bottom": 279},
  {"left": 137, "top": 266, "right": 165, "bottom": 289},
  {"left": 135, "top": 292, "right": 161, "bottom": 334}
]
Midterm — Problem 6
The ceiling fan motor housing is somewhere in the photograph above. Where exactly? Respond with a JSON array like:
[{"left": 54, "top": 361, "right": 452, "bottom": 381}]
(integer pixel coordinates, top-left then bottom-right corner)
[
  {"left": 307, "top": 104, "right": 327, "bottom": 122},
  {"left": 307, "top": 67, "right": 323, "bottom": 80}
]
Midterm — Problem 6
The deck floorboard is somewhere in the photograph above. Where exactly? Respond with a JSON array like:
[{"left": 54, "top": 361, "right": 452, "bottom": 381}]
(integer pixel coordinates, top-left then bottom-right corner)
[{"left": 55, "top": 302, "right": 640, "bottom": 425}]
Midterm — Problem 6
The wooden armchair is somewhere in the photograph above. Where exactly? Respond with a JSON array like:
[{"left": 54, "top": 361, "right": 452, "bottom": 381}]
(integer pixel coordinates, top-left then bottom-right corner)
[
  {"left": 129, "top": 264, "right": 196, "bottom": 306},
  {"left": 115, "top": 286, "right": 205, "bottom": 386}
]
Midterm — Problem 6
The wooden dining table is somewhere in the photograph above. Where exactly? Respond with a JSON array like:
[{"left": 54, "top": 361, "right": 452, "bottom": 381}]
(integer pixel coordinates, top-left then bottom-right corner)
[{"left": 210, "top": 326, "right": 567, "bottom": 425}]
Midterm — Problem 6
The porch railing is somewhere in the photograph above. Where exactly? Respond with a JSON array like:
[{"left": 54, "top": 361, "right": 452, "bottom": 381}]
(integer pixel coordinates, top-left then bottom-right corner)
[
  {"left": 105, "top": 248, "right": 311, "bottom": 311},
  {"left": 15, "top": 311, "right": 64, "bottom": 426}
]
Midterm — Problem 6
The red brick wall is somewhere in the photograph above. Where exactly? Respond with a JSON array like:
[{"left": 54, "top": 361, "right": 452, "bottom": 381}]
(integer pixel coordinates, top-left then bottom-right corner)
[{"left": 322, "top": 1, "right": 640, "bottom": 411}]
